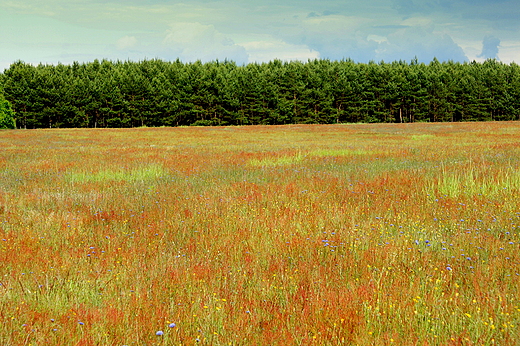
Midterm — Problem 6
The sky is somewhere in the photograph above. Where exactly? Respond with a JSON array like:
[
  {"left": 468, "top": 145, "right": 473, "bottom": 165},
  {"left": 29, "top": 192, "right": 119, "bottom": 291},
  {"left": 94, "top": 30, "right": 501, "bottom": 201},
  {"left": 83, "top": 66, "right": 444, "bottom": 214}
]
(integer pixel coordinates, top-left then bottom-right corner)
[{"left": 1, "top": 0, "right": 519, "bottom": 71}]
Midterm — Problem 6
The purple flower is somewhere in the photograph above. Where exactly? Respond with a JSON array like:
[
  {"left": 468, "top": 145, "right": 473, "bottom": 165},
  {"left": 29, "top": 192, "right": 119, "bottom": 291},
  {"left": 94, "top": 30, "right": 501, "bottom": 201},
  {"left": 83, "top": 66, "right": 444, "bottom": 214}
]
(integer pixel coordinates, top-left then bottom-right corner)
[
  {"left": 169, "top": 323, "right": 176, "bottom": 328},
  {"left": 156, "top": 331, "right": 164, "bottom": 336}
]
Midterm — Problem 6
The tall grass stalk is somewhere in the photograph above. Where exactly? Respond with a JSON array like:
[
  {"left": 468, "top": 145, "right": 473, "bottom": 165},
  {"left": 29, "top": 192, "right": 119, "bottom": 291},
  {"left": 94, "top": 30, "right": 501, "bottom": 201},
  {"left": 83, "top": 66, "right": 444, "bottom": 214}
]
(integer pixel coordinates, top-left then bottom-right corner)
[{"left": 432, "top": 162, "right": 520, "bottom": 198}]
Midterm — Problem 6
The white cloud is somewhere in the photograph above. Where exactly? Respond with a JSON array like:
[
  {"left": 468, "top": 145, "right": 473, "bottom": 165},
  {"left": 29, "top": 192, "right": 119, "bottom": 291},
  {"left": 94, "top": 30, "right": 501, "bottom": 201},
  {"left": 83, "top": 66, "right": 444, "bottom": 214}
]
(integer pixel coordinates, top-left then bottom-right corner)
[
  {"left": 116, "top": 36, "right": 137, "bottom": 50},
  {"left": 242, "top": 39, "right": 320, "bottom": 62},
  {"left": 376, "top": 26, "right": 467, "bottom": 62},
  {"left": 162, "top": 22, "right": 248, "bottom": 63},
  {"left": 303, "top": 14, "right": 366, "bottom": 32},
  {"left": 497, "top": 41, "right": 520, "bottom": 64},
  {"left": 276, "top": 13, "right": 380, "bottom": 61},
  {"left": 367, "top": 35, "right": 388, "bottom": 44}
]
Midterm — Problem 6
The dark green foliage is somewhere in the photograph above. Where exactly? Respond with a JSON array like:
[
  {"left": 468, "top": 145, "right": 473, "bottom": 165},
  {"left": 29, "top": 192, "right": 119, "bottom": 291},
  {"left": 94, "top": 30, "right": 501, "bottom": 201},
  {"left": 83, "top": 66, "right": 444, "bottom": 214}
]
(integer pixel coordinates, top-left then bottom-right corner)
[
  {"left": 0, "top": 93, "right": 16, "bottom": 129},
  {"left": 0, "top": 102, "right": 15, "bottom": 129},
  {"left": 0, "top": 58, "right": 519, "bottom": 128}
]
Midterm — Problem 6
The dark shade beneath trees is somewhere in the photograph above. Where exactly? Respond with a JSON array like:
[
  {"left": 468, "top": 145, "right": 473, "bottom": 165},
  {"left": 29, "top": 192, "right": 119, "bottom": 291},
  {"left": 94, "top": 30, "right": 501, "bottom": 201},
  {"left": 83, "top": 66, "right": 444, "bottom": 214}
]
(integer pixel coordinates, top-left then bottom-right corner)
[{"left": 1, "top": 58, "right": 519, "bottom": 129}]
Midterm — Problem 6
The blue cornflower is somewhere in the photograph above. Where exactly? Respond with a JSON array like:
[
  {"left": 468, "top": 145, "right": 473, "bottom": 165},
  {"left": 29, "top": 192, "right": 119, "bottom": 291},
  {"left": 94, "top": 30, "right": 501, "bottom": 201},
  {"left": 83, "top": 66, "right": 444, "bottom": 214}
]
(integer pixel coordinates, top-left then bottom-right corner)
[
  {"left": 446, "top": 267, "right": 452, "bottom": 271},
  {"left": 156, "top": 331, "right": 164, "bottom": 336},
  {"left": 169, "top": 323, "right": 176, "bottom": 328}
]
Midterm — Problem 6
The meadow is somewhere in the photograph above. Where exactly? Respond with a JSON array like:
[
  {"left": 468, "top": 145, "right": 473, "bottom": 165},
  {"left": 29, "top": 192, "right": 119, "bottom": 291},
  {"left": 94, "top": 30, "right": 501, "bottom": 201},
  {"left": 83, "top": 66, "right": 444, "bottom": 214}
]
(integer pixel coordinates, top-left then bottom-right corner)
[{"left": 0, "top": 122, "right": 519, "bottom": 345}]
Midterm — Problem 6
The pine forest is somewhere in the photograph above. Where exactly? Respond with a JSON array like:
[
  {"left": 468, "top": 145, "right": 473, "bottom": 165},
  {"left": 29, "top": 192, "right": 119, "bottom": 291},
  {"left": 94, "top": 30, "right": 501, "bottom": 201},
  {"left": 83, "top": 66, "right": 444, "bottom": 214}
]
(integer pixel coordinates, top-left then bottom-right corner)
[{"left": 1, "top": 58, "right": 519, "bottom": 129}]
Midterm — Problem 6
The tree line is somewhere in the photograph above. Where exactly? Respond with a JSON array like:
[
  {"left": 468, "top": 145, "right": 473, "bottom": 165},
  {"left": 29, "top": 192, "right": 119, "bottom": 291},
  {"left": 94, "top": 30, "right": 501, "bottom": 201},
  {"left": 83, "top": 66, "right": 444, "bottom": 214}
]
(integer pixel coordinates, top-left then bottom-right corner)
[{"left": 0, "top": 58, "right": 519, "bottom": 129}]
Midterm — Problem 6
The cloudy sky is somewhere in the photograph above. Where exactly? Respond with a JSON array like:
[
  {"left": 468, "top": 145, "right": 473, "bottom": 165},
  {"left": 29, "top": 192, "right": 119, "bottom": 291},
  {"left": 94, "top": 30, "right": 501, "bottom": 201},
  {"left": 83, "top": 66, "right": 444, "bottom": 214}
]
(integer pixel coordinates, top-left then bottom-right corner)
[{"left": 1, "top": 0, "right": 518, "bottom": 71}]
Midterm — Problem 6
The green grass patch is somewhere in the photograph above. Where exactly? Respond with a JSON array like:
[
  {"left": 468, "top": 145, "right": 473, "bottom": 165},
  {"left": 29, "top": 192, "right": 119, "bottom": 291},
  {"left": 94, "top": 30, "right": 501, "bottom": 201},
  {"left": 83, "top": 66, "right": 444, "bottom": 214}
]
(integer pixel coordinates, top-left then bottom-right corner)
[
  {"left": 430, "top": 165, "right": 520, "bottom": 198},
  {"left": 309, "top": 148, "right": 380, "bottom": 157},
  {"left": 66, "top": 164, "right": 167, "bottom": 183},
  {"left": 248, "top": 149, "right": 383, "bottom": 167},
  {"left": 411, "top": 134, "right": 435, "bottom": 140},
  {"left": 248, "top": 153, "right": 304, "bottom": 167}
]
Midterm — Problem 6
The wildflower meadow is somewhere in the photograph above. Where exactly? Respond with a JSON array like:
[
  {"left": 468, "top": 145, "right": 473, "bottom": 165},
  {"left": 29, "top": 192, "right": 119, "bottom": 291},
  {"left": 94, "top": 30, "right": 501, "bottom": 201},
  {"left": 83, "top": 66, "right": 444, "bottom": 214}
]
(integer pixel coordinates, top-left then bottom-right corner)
[{"left": 0, "top": 122, "right": 519, "bottom": 345}]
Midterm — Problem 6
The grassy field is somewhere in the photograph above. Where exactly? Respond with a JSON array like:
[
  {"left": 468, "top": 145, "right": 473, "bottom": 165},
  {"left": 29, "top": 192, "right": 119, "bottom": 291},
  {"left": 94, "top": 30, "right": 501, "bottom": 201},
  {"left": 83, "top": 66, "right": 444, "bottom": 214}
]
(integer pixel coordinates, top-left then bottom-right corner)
[{"left": 0, "top": 122, "right": 519, "bottom": 345}]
